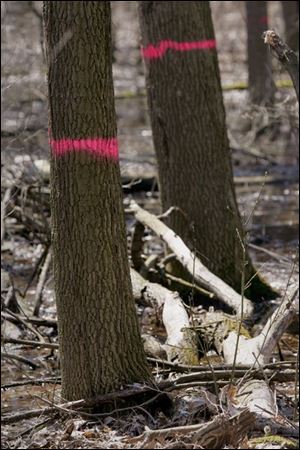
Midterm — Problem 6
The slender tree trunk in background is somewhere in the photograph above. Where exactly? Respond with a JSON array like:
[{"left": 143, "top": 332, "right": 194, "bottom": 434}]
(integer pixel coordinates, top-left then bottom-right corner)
[
  {"left": 281, "top": 1, "right": 299, "bottom": 51},
  {"left": 43, "top": 1, "right": 150, "bottom": 401},
  {"left": 246, "top": 1, "right": 275, "bottom": 105},
  {"left": 138, "top": 1, "right": 275, "bottom": 300}
]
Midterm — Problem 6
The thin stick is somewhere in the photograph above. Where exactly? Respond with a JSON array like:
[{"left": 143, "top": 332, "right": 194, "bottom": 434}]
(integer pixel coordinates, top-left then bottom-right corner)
[
  {"left": 2, "top": 308, "right": 45, "bottom": 343},
  {"left": 1, "top": 352, "right": 40, "bottom": 369},
  {"left": 2, "top": 377, "right": 61, "bottom": 389},
  {"left": 33, "top": 248, "right": 52, "bottom": 316},
  {"left": 248, "top": 243, "right": 293, "bottom": 264},
  {"left": 2, "top": 337, "right": 58, "bottom": 349}
]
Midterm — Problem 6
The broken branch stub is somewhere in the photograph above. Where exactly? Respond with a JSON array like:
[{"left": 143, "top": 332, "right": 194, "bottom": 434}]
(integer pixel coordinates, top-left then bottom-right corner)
[{"left": 263, "top": 29, "right": 299, "bottom": 101}]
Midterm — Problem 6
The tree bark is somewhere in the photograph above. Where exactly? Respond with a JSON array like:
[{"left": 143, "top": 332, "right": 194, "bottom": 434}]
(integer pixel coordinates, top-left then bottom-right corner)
[
  {"left": 246, "top": 1, "right": 275, "bottom": 105},
  {"left": 281, "top": 1, "right": 299, "bottom": 51},
  {"left": 44, "top": 1, "right": 150, "bottom": 400},
  {"left": 138, "top": 1, "right": 275, "bottom": 300}
]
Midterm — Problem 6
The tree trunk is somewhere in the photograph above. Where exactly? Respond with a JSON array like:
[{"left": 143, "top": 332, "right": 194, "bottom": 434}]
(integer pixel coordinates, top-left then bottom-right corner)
[
  {"left": 281, "top": 1, "right": 299, "bottom": 51},
  {"left": 246, "top": 1, "right": 275, "bottom": 105},
  {"left": 43, "top": 1, "right": 150, "bottom": 401},
  {"left": 138, "top": 1, "right": 275, "bottom": 300}
]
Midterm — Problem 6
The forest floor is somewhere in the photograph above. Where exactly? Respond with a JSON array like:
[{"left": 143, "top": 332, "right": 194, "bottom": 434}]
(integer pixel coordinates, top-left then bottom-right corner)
[{"left": 1, "top": 1, "right": 299, "bottom": 449}]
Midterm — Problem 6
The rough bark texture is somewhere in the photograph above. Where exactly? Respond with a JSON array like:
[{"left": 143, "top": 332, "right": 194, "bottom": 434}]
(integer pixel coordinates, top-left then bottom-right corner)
[
  {"left": 281, "top": 1, "right": 299, "bottom": 51},
  {"left": 44, "top": 1, "right": 150, "bottom": 400},
  {"left": 138, "top": 1, "right": 274, "bottom": 299},
  {"left": 246, "top": 1, "right": 275, "bottom": 105}
]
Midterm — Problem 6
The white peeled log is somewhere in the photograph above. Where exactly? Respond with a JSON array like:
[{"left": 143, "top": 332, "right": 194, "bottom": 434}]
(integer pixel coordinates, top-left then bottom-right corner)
[
  {"left": 129, "top": 200, "right": 253, "bottom": 318},
  {"left": 234, "top": 380, "right": 277, "bottom": 419},
  {"left": 223, "top": 287, "right": 298, "bottom": 366},
  {"left": 130, "top": 268, "right": 199, "bottom": 364},
  {"left": 162, "top": 291, "right": 198, "bottom": 364},
  {"left": 223, "top": 288, "right": 298, "bottom": 431}
]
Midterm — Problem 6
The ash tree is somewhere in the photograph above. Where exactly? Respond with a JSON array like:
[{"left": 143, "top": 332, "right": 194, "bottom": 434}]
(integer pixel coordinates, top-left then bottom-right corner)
[
  {"left": 246, "top": 1, "right": 275, "bottom": 105},
  {"left": 44, "top": 1, "right": 150, "bottom": 401},
  {"left": 138, "top": 1, "right": 275, "bottom": 300}
]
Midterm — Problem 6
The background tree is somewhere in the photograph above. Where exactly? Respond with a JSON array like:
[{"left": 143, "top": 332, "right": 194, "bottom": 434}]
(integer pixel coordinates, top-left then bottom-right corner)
[
  {"left": 246, "top": 1, "right": 275, "bottom": 105},
  {"left": 138, "top": 1, "right": 275, "bottom": 299},
  {"left": 281, "top": 1, "right": 299, "bottom": 51},
  {"left": 44, "top": 1, "right": 150, "bottom": 401}
]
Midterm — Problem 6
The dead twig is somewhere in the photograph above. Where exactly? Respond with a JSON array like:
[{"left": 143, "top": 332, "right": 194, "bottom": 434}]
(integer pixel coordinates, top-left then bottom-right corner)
[
  {"left": 2, "top": 337, "right": 58, "bottom": 349},
  {"left": 1, "top": 311, "right": 57, "bottom": 328},
  {"left": 248, "top": 243, "right": 293, "bottom": 264},
  {"left": 2, "top": 377, "right": 61, "bottom": 389},
  {"left": 2, "top": 308, "right": 45, "bottom": 343},
  {"left": 33, "top": 248, "right": 52, "bottom": 316},
  {"left": 127, "top": 409, "right": 255, "bottom": 449},
  {"left": 1, "top": 352, "right": 40, "bottom": 369},
  {"left": 1, "top": 187, "right": 13, "bottom": 245}
]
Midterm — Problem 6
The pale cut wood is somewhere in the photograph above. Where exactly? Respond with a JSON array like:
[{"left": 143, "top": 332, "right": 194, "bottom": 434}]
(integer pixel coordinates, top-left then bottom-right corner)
[
  {"left": 223, "top": 287, "right": 298, "bottom": 365},
  {"left": 131, "top": 268, "right": 199, "bottom": 364},
  {"left": 129, "top": 201, "right": 254, "bottom": 317}
]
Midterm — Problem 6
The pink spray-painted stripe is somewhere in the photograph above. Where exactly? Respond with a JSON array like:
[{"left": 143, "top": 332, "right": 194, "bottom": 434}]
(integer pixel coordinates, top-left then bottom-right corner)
[
  {"left": 259, "top": 15, "right": 268, "bottom": 25},
  {"left": 50, "top": 137, "right": 119, "bottom": 160},
  {"left": 142, "top": 39, "right": 216, "bottom": 59}
]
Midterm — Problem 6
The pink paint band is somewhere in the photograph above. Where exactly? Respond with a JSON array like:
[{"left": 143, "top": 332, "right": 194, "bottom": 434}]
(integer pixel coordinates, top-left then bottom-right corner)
[
  {"left": 50, "top": 137, "right": 119, "bottom": 160},
  {"left": 259, "top": 16, "right": 268, "bottom": 25},
  {"left": 141, "top": 39, "right": 216, "bottom": 59}
]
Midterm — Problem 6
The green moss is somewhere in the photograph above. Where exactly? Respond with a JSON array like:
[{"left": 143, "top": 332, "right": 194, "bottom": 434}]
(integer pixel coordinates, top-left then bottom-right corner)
[{"left": 249, "top": 435, "right": 298, "bottom": 448}]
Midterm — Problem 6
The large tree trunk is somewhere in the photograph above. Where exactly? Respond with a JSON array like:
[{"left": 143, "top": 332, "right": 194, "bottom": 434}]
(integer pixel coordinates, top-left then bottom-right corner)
[
  {"left": 43, "top": 1, "right": 150, "bottom": 401},
  {"left": 281, "top": 1, "right": 299, "bottom": 52},
  {"left": 138, "top": 1, "right": 274, "bottom": 300},
  {"left": 246, "top": 1, "right": 275, "bottom": 105}
]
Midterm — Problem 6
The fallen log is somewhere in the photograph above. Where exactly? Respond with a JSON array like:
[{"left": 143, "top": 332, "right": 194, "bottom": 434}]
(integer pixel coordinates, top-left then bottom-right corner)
[
  {"left": 181, "top": 285, "right": 298, "bottom": 435},
  {"left": 128, "top": 201, "right": 254, "bottom": 317},
  {"left": 131, "top": 269, "right": 199, "bottom": 364},
  {"left": 127, "top": 409, "right": 256, "bottom": 449},
  {"left": 223, "top": 287, "right": 298, "bottom": 366}
]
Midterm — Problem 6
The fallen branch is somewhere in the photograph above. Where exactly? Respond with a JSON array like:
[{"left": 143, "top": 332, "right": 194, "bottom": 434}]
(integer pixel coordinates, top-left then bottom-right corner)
[
  {"left": 131, "top": 269, "right": 199, "bottom": 364},
  {"left": 2, "top": 309, "right": 45, "bottom": 343},
  {"left": 232, "top": 380, "right": 299, "bottom": 437},
  {"left": 1, "top": 311, "right": 57, "bottom": 328},
  {"left": 164, "top": 272, "right": 215, "bottom": 298},
  {"left": 1, "top": 187, "right": 13, "bottom": 245},
  {"left": 1, "top": 352, "right": 40, "bottom": 369},
  {"left": 147, "top": 357, "right": 296, "bottom": 373},
  {"left": 223, "top": 287, "right": 299, "bottom": 365},
  {"left": 1, "top": 384, "right": 167, "bottom": 424},
  {"left": 129, "top": 201, "right": 253, "bottom": 317},
  {"left": 248, "top": 243, "right": 293, "bottom": 264},
  {"left": 33, "top": 247, "right": 52, "bottom": 316},
  {"left": 2, "top": 377, "right": 61, "bottom": 389},
  {"left": 162, "top": 291, "right": 199, "bottom": 364},
  {"left": 127, "top": 409, "right": 255, "bottom": 449},
  {"left": 2, "top": 337, "right": 58, "bottom": 349}
]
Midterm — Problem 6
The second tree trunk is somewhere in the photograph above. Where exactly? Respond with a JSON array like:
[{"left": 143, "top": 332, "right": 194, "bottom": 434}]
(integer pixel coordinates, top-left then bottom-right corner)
[{"left": 139, "top": 1, "right": 275, "bottom": 300}]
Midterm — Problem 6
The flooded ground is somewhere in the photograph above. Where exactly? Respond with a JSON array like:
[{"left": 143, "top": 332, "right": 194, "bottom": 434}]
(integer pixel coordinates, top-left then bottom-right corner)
[{"left": 1, "top": 1, "right": 299, "bottom": 448}]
